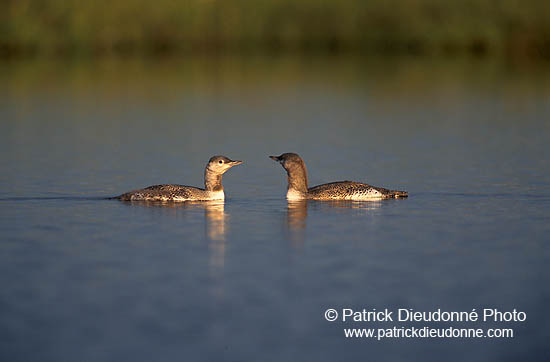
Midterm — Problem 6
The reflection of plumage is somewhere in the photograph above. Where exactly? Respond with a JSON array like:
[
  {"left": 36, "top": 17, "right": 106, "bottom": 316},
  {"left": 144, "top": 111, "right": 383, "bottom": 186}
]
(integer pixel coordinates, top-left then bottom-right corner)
[
  {"left": 270, "top": 153, "right": 407, "bottom": 201},
  {"left": 112, "top": 156, "right": 242, "bottom": 201}
]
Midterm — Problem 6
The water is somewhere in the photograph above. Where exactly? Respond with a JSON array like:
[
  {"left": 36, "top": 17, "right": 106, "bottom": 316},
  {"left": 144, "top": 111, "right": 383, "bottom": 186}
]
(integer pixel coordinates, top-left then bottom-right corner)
[{"left": 1, "top": 56, "right": 549, "bottom": 361}]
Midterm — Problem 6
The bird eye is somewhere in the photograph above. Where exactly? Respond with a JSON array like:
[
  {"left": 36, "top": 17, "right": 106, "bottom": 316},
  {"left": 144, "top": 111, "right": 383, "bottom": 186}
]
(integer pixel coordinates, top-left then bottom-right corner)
[{"left": 219, "top": 160, "right": 223, "bottom": 164}]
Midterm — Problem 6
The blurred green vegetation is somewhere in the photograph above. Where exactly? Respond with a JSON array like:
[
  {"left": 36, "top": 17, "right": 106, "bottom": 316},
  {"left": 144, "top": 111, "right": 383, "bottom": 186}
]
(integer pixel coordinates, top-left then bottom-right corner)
[{"left": 1, "top": 0, "right": 550, "bottom": 58}]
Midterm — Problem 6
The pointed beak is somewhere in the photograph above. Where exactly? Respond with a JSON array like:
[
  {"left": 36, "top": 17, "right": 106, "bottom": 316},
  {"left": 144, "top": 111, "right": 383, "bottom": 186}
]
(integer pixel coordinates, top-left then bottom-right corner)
[
  {"left": 269, "top": 155, "right": 280, "bottom": 162},
  {"left": 229, "top": 160, "right": 243, "bottom": 166}
]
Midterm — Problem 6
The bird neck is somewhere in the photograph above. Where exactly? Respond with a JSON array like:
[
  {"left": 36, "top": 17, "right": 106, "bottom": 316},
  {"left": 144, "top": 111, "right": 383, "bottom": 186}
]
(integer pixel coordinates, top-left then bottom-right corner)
[
  {"left": 286, "top": 163, "right": 308, "bottom": 194},
  {"left": 205, "top": 168, "right": 224, "bottom": 192}
]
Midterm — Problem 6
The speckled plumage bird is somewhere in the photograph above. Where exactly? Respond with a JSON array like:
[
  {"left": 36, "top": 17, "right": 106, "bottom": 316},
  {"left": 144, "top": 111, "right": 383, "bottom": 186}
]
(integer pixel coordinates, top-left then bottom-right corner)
[
  {"left": 113, "top": 156, "right": 243, "bottom": 201},
  {"left": 269, "top": 153, "right": 407, "bottom": 201}
]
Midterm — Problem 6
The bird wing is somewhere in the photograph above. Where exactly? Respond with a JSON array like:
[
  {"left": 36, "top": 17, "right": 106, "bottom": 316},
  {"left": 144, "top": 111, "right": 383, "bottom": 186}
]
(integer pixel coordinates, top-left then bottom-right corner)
[{"left": 119, "top": 184, "right": 202, "bottom": 201}]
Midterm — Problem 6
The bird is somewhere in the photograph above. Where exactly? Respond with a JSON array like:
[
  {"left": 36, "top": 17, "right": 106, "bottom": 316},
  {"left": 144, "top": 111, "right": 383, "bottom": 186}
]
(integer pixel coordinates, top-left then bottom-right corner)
[
  {"left": 269, "top": 153, "right": 407, "bottom": 201},
  {"left": 112, "top": 156, "right": 242, "bottom": 201}
]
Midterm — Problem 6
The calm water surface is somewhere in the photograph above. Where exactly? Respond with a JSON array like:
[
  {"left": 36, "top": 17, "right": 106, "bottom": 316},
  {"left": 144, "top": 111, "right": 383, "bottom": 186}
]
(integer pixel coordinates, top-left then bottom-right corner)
[{"left": 1, "top": 56, "right": 549, "bottom": 361}]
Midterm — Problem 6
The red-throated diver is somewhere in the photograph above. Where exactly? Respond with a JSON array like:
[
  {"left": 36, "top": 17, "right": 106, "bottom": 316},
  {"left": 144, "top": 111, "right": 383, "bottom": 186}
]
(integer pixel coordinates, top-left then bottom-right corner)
[
  {"left": 113, "top": 156, "right": 242, "bottom": 201},
  {"left": 269, "top": 153, "right": 407, "bottom": 200}
]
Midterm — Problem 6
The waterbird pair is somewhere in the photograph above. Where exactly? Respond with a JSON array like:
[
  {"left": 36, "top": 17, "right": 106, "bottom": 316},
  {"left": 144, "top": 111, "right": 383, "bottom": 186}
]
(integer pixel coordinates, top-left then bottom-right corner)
[{"left": 114, "top": 153, "right": 408, "bottom": 202}]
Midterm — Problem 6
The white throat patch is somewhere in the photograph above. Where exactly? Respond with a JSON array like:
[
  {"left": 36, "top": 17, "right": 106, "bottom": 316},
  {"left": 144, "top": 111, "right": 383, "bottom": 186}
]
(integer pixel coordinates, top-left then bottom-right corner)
[
  {"left": 208, "top": 190, "right": 225, "bottom": 200},
  {"left": 286, "top": 188, "right": 305, "bottom": 201}
]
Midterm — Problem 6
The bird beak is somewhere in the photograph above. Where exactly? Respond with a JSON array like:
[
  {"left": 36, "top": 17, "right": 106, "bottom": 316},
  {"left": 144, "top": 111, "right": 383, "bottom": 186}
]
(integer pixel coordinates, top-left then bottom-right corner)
[
  {"left": 269, "top": 155, "right": 280, "bottom": 162},
  {"left": 229, "top": 160, "right": 243, "bottom": 166}
]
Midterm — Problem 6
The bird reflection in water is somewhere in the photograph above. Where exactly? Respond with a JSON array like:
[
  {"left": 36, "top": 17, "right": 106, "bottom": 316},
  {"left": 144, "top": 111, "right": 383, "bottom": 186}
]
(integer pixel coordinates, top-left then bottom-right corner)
[
  {"left": 311, "top": 200, "right": 383, "bottom": 212},
  {"left": 124, "top": 200, "right": 227, "bottom": 296},
  {"left": 286, "top": 200, "right": 383, "bottom": 245},
  {"left": 286, "top": 201, "right": 308, "bottom": 247},
  {"left": 202, "top": 201, "right": 226, "bottom": 270},
  {"left": 125, "top": 200, "right": 226, "bottom": 241},
  {"left": 201, "top": 201, "right": 227, "bottom": 299}
]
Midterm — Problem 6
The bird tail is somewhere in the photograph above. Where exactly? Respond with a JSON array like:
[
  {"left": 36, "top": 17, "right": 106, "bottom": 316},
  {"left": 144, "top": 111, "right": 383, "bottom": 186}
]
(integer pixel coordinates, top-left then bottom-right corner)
[{"left": 391, "top": 190, "right": 408, "bottom": 198}]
